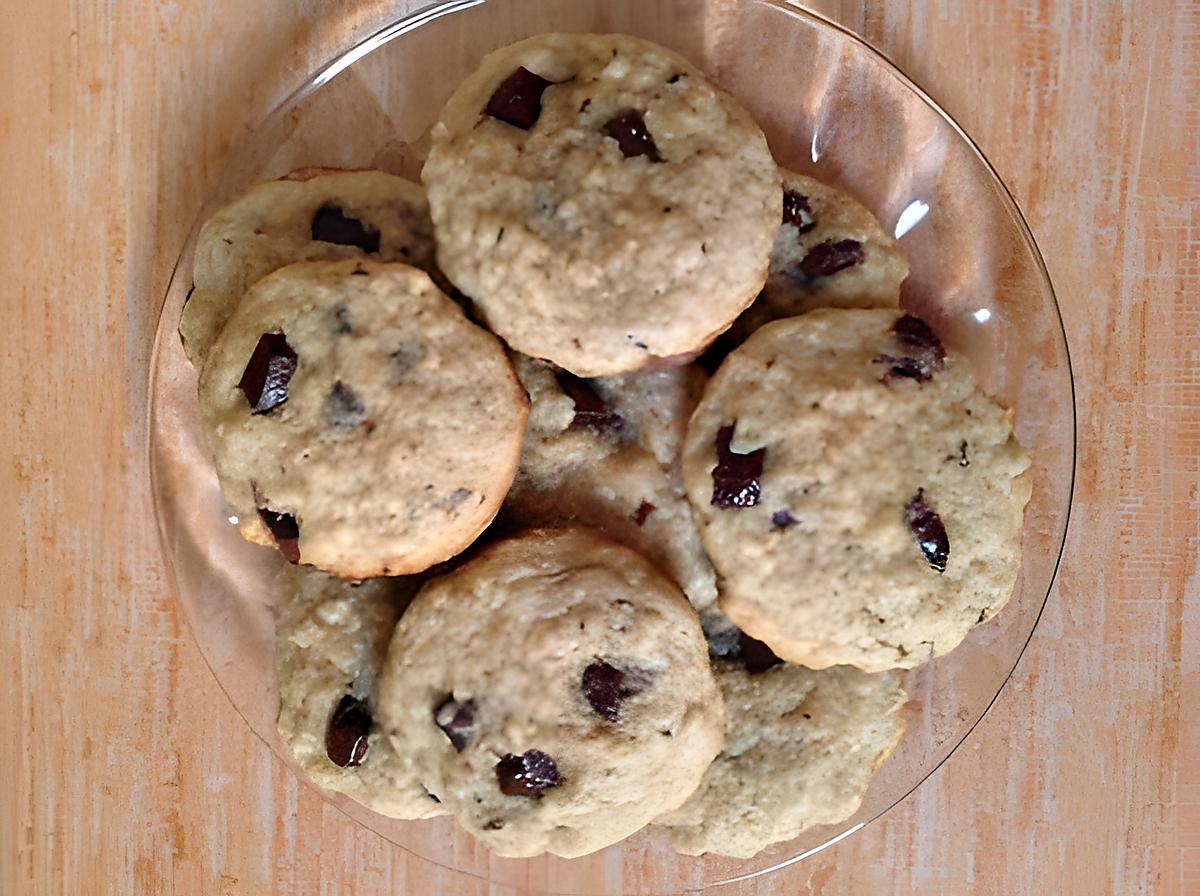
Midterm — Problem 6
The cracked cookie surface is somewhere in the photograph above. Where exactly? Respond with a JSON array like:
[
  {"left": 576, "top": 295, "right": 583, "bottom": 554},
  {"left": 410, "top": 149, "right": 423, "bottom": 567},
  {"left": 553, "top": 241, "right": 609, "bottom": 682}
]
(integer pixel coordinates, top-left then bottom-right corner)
[{"left": 761, "top": 168, "right": 907, "bottom": 317}]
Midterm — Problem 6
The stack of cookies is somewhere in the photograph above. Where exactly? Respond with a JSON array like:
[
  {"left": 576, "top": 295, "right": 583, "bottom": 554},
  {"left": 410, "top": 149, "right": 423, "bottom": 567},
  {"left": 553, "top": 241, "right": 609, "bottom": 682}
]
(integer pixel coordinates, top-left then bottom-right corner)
[{"left": 183, "top": 33, "right": 1031, "bottom": 860}]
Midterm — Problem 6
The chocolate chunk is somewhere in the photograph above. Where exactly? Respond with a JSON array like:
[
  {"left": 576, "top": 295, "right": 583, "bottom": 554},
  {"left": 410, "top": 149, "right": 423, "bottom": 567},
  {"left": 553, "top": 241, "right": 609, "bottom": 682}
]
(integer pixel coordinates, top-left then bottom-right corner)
[
  {"left": 257, "top": 506, "right": 300, "bottom": 563},
  {"left": 631, "top": 501, "right": 656, "bottom": 526},
  {"left": 495, "top": 750, "right": 561, "bottom": 796},
  {"left": 892, "top": 313, "right": 943, "bottom": 353},
  {"left": 737, "top": 632, "right": 783, "bottom": 674},
  {"left": 771, "top": 509, "right": 798, "bottom": 529},
  {"left": 325, "top": 695, "right": 371, "bottom": 767},
  {"left": 903, "top": 489, "right": 949, "bottom": 573},
  {"left": 325, "top": 381, "right": 366, "bottom": 429},
  {"left": 435, "top": 697, "right": 478, "bottom": 752},
  {"left": 554, "top": 370, "right": 624, "bottom": 431},
  {"left": 875, "top": 354, "right": 928, "bottom": 382},
  {"left": 581, "top": 660, "right": 624, "bottom": 721},
  {"left": 711, "top": 425, "right": 766, "bottom": 508},
  {"left": 795, "top": 238, "right": 864, "bottom": 279},
  {"left": 581, "top": 660, "right": 645, "bottom": 722},
  {"left": 484, "top": 66, "right": 554, "bottom": 129},
  {"left": 601, "top": 109, "right": 663, "bottom": 161},
  {"left": 483, "top": 818, "right": 505, "bottom": 830},
  {"left": 958, "top": 440, "right": 970, "bottom": 466},
  {"left": 782, "top": 190, "right": 816, "bottom": 232},
  {"left": 238, "top": 332, "right": 297, "bottom": 414},
  {"left": 311, "top": 204, "right": 380, "bottom": 253},
  {"left": 875, "top": 314, "right": 946, "bottom": 383}
]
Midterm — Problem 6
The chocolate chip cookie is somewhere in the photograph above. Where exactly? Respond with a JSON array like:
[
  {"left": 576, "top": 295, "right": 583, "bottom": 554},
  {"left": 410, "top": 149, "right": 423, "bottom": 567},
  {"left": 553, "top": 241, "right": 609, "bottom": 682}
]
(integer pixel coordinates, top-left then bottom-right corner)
[
  {"left": 198, "top": 259, "right": 528, "bottom": 578},
  {"left": 762, "top": 169, "right": 908, "bottom": 316},
  {"left": 500, "top": 354, "right": 718, "bottom": 612},
  {"left": 180, "top": 168, "right": 438, "bottom": 365},
  {"left": 421, "top": 33, "right": 780, "bottom": 376},
  {"left": 658, "top": 645, "right": 906, "bottom": 858},
  {"left": 682, "top": 309, "right": 1031, "bottom": 672},
  {"left": 375, "top": 527, "right": 725, "bottom": 858},
  {"left": 711, "top": 169, "right": 910, "bottom": 362},
  {"left": 275, "top": 565, "right": 446, "bottom": 819}
]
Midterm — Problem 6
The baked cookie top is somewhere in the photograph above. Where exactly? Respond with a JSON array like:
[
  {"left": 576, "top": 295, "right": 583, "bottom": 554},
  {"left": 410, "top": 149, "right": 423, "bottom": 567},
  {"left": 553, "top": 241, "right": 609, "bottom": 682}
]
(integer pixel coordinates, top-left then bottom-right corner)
[
  {"left": 376, "top": 527, "right": 724, "bottom": 858},
  {"left": 422, "top": 33, "right": 779, "bottom": 376},
  {"left": 658, "top": 654, "right": 906, "bottom": 858},
  {"left": 501, "top": 355, "right": 718, "bottom": 612},
  {"left": 198, "top": 259, "right": 528, "bottom": 578},
  {"left": 763, "top": 169, "right": 908, "bottom": 316},
  {"left": 683, "top": 308, "right": 1031, "bottom": 671},
  {"left": 274, "top": 565, "right": 445, "bottom": 820},
  {"left": 181, "top": 168, "right": 438, "bottom": 365}
]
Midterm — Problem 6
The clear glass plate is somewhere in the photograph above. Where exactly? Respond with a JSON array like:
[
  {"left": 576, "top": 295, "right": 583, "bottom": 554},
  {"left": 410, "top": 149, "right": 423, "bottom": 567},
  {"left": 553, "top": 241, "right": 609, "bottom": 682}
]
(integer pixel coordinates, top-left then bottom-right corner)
[{"left": 148, "top": 1, "right": 1074, "bottom": 891}]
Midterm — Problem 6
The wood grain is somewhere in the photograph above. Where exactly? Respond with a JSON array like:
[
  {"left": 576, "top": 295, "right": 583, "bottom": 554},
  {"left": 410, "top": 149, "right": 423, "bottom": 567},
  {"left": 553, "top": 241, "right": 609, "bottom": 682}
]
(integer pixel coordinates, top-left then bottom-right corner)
[{"left": 2, "top": 1, "right": 1196, "bottom": 894}]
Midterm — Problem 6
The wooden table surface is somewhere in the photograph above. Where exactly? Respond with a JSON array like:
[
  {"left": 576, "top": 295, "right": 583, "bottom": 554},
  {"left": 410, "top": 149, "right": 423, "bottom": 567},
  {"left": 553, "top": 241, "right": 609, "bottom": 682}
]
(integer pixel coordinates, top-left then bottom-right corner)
[{"left": 3, "top": 0, "right": 1197, "bottom": 893}]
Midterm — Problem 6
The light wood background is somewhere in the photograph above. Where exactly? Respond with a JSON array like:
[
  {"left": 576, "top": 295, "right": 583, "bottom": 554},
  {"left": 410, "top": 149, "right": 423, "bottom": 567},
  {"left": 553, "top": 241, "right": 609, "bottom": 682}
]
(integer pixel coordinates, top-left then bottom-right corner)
[{"left": 3, "top": 0, "right": 1197, "bottom": 894}]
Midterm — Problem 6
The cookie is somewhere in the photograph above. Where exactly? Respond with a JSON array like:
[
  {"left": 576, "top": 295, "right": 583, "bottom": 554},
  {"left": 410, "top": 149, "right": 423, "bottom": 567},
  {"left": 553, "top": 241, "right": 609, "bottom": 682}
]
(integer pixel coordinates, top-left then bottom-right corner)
[
  {"left": 198, "top": 259, "right": 528, "bottom": 578},
  {"left": 375, "top": 527, "right": 725, "bottom": 858},
  {"left": 763, "top": 169, "right": 907, "bottom": 316},
  {"left": 682, "top": 308, "right": 1031, "bottom": 671},
  {"left": 180, "top": 168, "right": 438, "bottom": 365},
  {"left": 275, "top": 565, "right": 446, "bottom": 819},
  {"left": 658, "top": 644, "right": 906, "bottom": 858},
  {"left": 705, "top": 169, "right": 909, "bottom": 369},
  {"left": 422, "top": 33, "right": 780, "bottom": 376},
  {"left": 500, "top": 355, "right": 718, "bottom": 612}
]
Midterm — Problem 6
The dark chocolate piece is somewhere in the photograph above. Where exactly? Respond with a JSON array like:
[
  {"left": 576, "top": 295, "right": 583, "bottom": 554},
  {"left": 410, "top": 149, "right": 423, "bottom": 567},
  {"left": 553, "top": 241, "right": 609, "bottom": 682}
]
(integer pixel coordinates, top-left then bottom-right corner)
[
  {"left": 326, "top": 695, "right": 371, "bottom": 767},
  {"left": 631, "top": 501, "right": 656, "bottom": 526},
  {"left": 903, "top": 489, "right": 949, "bottom": 573},
  {"left": 782, "top": 190, "right": 816, "bottom": 232},
  {"left": 554, "top": 370, "right": 624, "bottom": 431},
  {"left": 875, "top": 314, "right": 946, "bottom": 383},
  {"left": 581, "top": 660, "right": 644, "bottom": 722},
  {"left": 601, "top": 109, "right": 663, "bottom": 161},
  {"left": 495, "top": 750, "right": 561, "bottom": 796},
  {"left": 435, "top": 698, "right": 478, "bottom": 752},
  {"left": 711, "top": 425, "right": 766, "bottom": 508},
  {"left": 795, "top": 238, "right": 864, "bottom": 279},
  {"left": 238, "top": 332, "right": 297, "bottom": 414},
  {"left": 484, "top": 66, "right": 554, "bottom": 130}
]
